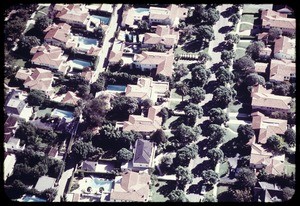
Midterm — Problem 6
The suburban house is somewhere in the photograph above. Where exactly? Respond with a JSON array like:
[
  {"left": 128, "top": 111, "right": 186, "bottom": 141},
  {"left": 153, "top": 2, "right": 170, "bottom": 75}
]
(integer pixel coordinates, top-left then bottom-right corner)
[
  {"left": 108, "top": 40, "right": 125, "bottom": 65},
  {"left": 4, "top": 153, "right": 16, "bottom": 182},
  {"left": 132, "top": 139, "right": 155, "bottom": 170},
  {"left": 125, "top": 77, "right": 169, "bottom": 103},
  {"left": 121, "top": 7, "right": 149, "bottom": 29},
  {"left": 44, "top": 23, "right": 76, "bottom": 48},
  {"left": 78, "top": 160, "right": 115, "bottom": 173},
  {"left": 30, "top": 44, "right": 69, "bottom": 74},
  {"left": 251, "top": 85, "right": 292, "bottom": 114},
  {"left": 273, "top": 36, "right": 295, "bottom": 61},
  {"left": 47, "top": 147, "right": 59, "bottom": 159},
  {"left": 250, "top": 143, "right": 285, "bottom": 175},
  {"left": 253, "top": 181, "right": 283, "bottom": 202},
  {"left": 142, "top": 25, "right": 179, "bottom": 49},
  {"left": 110, "top": 171, "right": 151, "bottom": 202},
  {"left": 251, "top": 111, "right": 287, "bottom": 144},
  {"left": 269, "top": 59, "right": 295, "bottom": 83},
  {"left": 16, "top": 68, "right": 55, "bottom": 97},
  {"left": 55, "top": 4, "right": 90, "bottom": 28},
  {"left": 260, "top": 9, "right": 296, "bottom": 34},
  {"left": 4, "top": 114, "right": 19, "bottom": 143},
  {"left": 254, "top": 62, "right": 268, "bottom": 76},
  {"left": 123, "top": 106, "right": 162, "bottom": 133},
  {"left": 4, "top": 90, "right": 27, "bottom": 115},
  {"left": 34, "top": 176, "right": 56, "bottom": 192},
  {"left": 80, "top": 67, "right": 94, "bottom": 83},
  {"left": 133, "top": 51, "right": 174, "bottom": 77},
  {"left": 149, "top": 4, "right": 188, "bottom": 27},
  {"left": 4, "top": 137, "right": 25, "bottom": 152},
  {"left": 61, "top": 91, "right": 80, "bottom": 105},
  {"left": 80, "top": 160, "right": 98, "bottom": 172}
]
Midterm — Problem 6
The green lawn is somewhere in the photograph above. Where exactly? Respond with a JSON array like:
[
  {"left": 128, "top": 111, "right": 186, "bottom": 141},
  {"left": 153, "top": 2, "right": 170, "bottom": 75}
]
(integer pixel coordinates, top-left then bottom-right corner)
[
  {"left": 239, "top": 23, "right": 253, "bottom": 32},
  {"left": 219, "top": 161, "right": 230, "bottom": 177},
  {"left": 227, "top": 122, "right": 240, "bottom": 133},
  {"left": 35, "top": 107, "right": 53, "bottom": 118},
  {"left": 164, "top": 116, "right": 179, "bottom": 129},
  {"left": 217, "top": 185, "right": 229, "bottom": 195},
  {"left": 242, "top": 4, "right": 272, "bottom": 14},
  {"left": 235, "top": 48, "right": 246, "bottom": 59},
  {"left": 227, "top": 101, "right": 243, "bottom": 113},
  {"left": 237, "top": 41, "right": 251, "bottom": 49},
  {"left": 241, "top": 14, "right": 255, "bottom": 24},
  {"left": 284, "top": 162, "right": 295, "bottom": 176},
  {"left": 223, "top": 127, "right": 238, "bottom": 143},
  {"left": 14, "top": 59, "right": 26, "bottom": 68},
  {"left": 150, "top": 180, "right": 175, "bottom": 202}
]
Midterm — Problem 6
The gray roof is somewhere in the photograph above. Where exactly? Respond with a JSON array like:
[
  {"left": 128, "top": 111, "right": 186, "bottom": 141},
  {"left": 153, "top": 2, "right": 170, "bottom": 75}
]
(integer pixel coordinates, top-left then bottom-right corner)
[
  {"left": 254, "top": 181, "right": 283, "bottom": 202},
  {"left": 82, "top": 160, "right": 97, "bottom": 171},
  {"left": 34, "top": 176, "right": 56, "bottom": 192},
  {"left": 133, "top": 139, "right": 153, "bottom": 164}
]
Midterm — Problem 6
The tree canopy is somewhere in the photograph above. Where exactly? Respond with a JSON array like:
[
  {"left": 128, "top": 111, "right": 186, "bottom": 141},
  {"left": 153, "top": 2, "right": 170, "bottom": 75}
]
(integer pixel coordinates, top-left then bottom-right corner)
[
  {"left": 172, "top": 124, "right": 200, "bottom": 146},
  {"left": 197, "top": 52, "right": 212, "bottom": 64},
  {"left": 272, "top": 82, "right": 291, "bottom": 96},
  {"left": 246, "top": 41, "right": 265, "bottom": 61},
  {"left": 283, "top": 128, "right": 296, "bottom": 147},
  {"left": 151, "top": 129, "right": 167, "bottom": 145},
  {"left": 208, "top": 107, "right": 229, "bottom": 125},
  {"left": 175, "top": 166, "right": 194, "bottom": 187},
  {"left": 189, "top": 86, "right": 206, "bottom": 103},
  {"left": 173, "top": 64, "right": 189, "bottom": 81},
  {"left": 237, "top": 124, "right": 255, "bottom": 142},
  {"left": 207, "top": 124, "right": 226, "bottom": 145},
  {"left": 191, "top": 64, "right": 211, "bottom": 87},
  {"left": 265, "top": 135, "right": 288, "bottom": 154},
  {"left": 71, "top": 140, "right": 95, "bottom": 160},
  {"left": 175, "top": 82, "right": 190, "bottom": 102},
  {"left": 194, "top": 25, "right": 215, "bottom": 42},
  {"left": 268, "top": 28, "right": 282, "bottom": 41},
  {"left": 212, "top": 86, "right": 235, "bottom": 108},
  {"left": 109, "top": 95, "right": 139, "bottom": 121},
  {"left": 18, "top": 35, "right": 40, "bottom": 52},
  {"left": 244, "top": 73, "right": 265, "bottom": 86},
  {"left": 233, "top": 56, "right": 255, "bottom": 79},
  {"left": 116, "top": 148, "right": 133, "bottom": 162},
  {"left": 168, "top": 190, "right": 187, "bottom": 202},
  {"left": 235, "top": 167, "right": 257, "bottom": 187},
  {"left": 207, "top": 148, "right": 224, "bottom": 164},
  {"left": 183, "top": 103, "right": 203, "bottom": 126},
  {"left": 221, "top": 50, "right": 235, "bottom": 65},
  {"left": 215, "top": 66, "right": 234, "bottom": 85},
  {"left": 27, "top": 89, "right": 47, "bottom": 106},
  {"left": 201, "top": 169, "right": 218, "bottom": 185},
  {"left": 176, "top": 144, "right": 198, "bottom": 166},
  {"left": 35, "top": 15, "right": 52, "bottom": 32}
]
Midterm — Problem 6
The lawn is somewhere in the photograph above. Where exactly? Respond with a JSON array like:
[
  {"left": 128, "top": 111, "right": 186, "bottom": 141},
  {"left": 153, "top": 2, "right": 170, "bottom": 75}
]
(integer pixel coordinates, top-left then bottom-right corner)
[
  {"left": 235, "top": 48, "right": 246, "bottom": 59},
  {"left": 14, "top": 59, "right": 26, "bottom": 68},
  {"left": 227, "top": 101, "right": 243, "bottom": 113},
  {"left": 219, "top": 161, "right": 230, "bottom": 177},
  {"left": 236, "top": 41, "right": 251, "bottom": 49},
  {"left": 150, "top": 180, "right": 176, "bottom": 202},
  {"left": 223, "top": 127, "right": 238, "bottom": 143},
  {"left": 35, "top": 107, "right": 53, "bottom": 118},
  {"left": 242, "top": 4, "right": 273, "bottom": 14},
  {"left": 217, "top": 185, "right": 229, "bottom": 195},
  {"left": 241, "top": 14, "right": 255, "bottom": 24},
  {"left": 33, "top": 6, "right": 49, "bottom": 20},
  {"left": 284, "top": 162, "right": 295, "bottom": 176},
  {"left": 239, "top": 23, "right": 253, "bottom": 32},
  {"left": 227, "top": 122, "right": 240, "bottom": 133}
]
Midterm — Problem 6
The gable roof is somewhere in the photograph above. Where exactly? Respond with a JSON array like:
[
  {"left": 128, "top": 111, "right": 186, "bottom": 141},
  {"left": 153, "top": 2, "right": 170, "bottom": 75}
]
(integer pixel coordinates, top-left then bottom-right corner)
[
  {"left": 23, "top": 68, "right": 53, "bottom": 92},
  {"left": 149, "top": 4, "right": 188, "bottom": 23},
  {"left": 44, "top": 23, "right": 72, "bottom": 43},
  {"left": 81, "top": 67, "right": 94, "bottom": 82},
  {"left": 254, "top": 181, "right": 283, "bottom": 202},
  {"left": 48, "top": 147, "right": 58, "bottom": 157},
  {"left": 143, "top": 25, "right": 179, "bottom": 47},
  {"left": 269, "top": 59, "right": 295, "bottom": 82},
  {"left": 261, "top": 9, "right": 295, "bottom": 30},
  {"left": 55, "top": 4, "right": 89, "bottom": 24},
  {"left": 133, "top": 139, "right": 153, "bottom": 164},
  {"left": 34, "top": 176, "right": 56, "bottom": 192},
  {"left": 4, "top": 115, "right": 19, "bottom": 134},
  {"left": 254, "top": 62, "right": 268, "bottom": 73},
  {"left": 61, "top": 91, "right": 80, "bottom": 105},
  {"left": 31, "top": 44, "right": 64, "bottom": 69},
  {"left": 273, "top": 36, "right": 295, "bottom": 57},
  {"left": 82, "top": 160, "right": 97, "bottom": 171}
]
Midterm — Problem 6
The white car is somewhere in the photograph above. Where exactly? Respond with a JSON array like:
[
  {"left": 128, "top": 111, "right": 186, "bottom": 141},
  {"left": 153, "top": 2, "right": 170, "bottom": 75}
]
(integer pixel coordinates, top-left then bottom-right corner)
[{"left": 200, "top": 185, "right": 207, "bottom": 195}]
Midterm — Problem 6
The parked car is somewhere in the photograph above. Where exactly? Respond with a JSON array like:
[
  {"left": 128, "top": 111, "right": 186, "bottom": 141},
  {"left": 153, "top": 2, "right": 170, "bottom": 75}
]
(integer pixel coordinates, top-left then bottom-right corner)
[{"left": 200, "top": 185, "right": 207, "bottom": 195}]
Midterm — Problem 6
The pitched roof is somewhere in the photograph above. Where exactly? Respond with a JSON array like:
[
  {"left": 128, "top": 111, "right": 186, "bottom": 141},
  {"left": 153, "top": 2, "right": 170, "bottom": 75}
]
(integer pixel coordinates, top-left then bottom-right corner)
[
  {"left": 44, "top": 23, "right": 72, "bottom": 43},
  {"left": 273, "top": 36, "right": 295, "bottom": 57},
  {"left": 143, "top": 25, "right": 179, "bottom": 47},
  {"left": 269, "top": 59, "right": 295, "bottom": 82},
  {"left": 149, "top": 4, "right": 188, "bottom": 23},
  {"left": 81, "top": 67, "right": 94, "bottom": 82},
  {"left": 110, "top": 171, "right": 151, "bottom": 202},
  {"left": 34, "top": 176, "right": 56, "bottom": 192},
  {"left": 254, "top": 62, "right": 268, "bottom": 73},
  {"left": 251, "top": 85, "right": 291, "bottom": 110},
  {"left": 48, "top": 147, "right": 58, "bottom": 157},
  {"left": 108, "top": 40, "right": 124, "bottom": 63},
  {"left": 56, "top": 4, "right": 89, "bottom": 24},
  {"left": 23, "top": 68, "right": 53, "bottom": 92},
  {"left": 254, "top": 181, "right": 283, "bottom": 202},
  {"left": 82, "top": 160, "right": 97, "bottom": 171},
  {"left": 31, "top": 44, "right": 64, "bottom": 69},
  {"left": 61, "top": 91, "right": 80, "bottom": 105},
  {"left": 4, "top": 115, "right": 19, "bottom": 134},
  {"left": 133, "top": 139, "right": 153, "bottom": 164},
  {"left": 15, "top": 68, "right": 33, "bottom": 80},
  {"left": 261, "top": 9, "right": 295, "bottom": 30}
]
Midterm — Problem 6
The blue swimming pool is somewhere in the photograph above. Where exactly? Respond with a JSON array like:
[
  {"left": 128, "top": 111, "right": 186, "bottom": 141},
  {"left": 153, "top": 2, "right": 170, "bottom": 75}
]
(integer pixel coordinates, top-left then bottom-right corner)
[
  {"left": 107, "top": 85, "right": 126, "bottom": 92},
  {"left": 78, "top": 36, "right": 98, "bottom": 46},
  {"left": 52, "top": 109, "right": 74, "bottom": 120},
  {"left": 91, "top": 15, "right": 110, "bottom": 25},
  {"left": 135, "top": 8, "right": 150, "bottom": 14},
  {"left": 91, "top": 177, "right": 114, "bottom": 192},
  {"left": 21, "top": 195, "right": 46, "bottom": 202},
  {"left": 70, "top": 59, "right": 92, "bottom": 70}
]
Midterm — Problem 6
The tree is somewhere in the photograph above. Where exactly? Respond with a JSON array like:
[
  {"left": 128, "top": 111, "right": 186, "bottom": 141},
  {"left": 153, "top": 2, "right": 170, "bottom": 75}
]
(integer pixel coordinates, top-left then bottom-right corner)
[
  {"left": 197, "top": 52, "right": 212, "bottom": 64},
  {"left": 221, "top": 50, "right": 235, "bottom": 65},
  {"left": 15, "top": 120, "right": 37, "bottom": 144},
  {"left": 194, "top": 25, "right": 215, "bottom": 42},
  {"left": 94, "top": 27, "right": 104, "bottom": 40},
  {"left": 283, "top": 128, "right": 296, "bottom": 147},
  {"left": 172, "top": 124, "right": 200, "bottom": 146},
  {"left": 189, "top": 87, "right": 206, "bottom": 103},
  {"left": 137, "top": 20, "right": 149, "bottom": 32},
  {"left": 82, "top": 95, "right": 109, "bottom": 127},
  {"left": 90, "top": 75, "right": 106, "bottom": 94},
  {"left": 272, "top": 82, "right": 291, "bottom": 96},
  {"left": 229, "top": 188, "right": 253, "bottom": 202},
  {"left": 37, "top": 129, "right": 57, "bottom": 143},
  {"left": 229, "top": 13, "right": 241, "bottom": 26},
  {"left": 175, "top": 166, "right": 193, "bottom": 188},
  {"left": 176, "top": 144, "right": 198, "bottom": 166},
  {"left": 173, "top": 64, "right": 189, "bottom": 81},
  {"left": 116, "top": 148, "right": 133, "bottom": 162},
  {"left": 246, "top": 41, "right": 265, "bottom": 61},
  {"left": 233, "top": 56, "right": 255, "bottom": 79},
  {"left": 225, "top": 33, "right": 240, "bottom": 45},
  {"left": 202, "top": 195, "right": 217, "bottom": 202},
  {"left": 235, "top": 167, "right": 257, "bottom": 187},
  {"left": 151, "top": 129, "right": 167, "bottom": 145},
  {"left": 183, "top": 103, "right": 203, "bottom": 126},
  {"left": 208, "top": 108, "right": 229, "bottom": 125},
  {"left": 191, "top": 65, "right": 211, "bottom": 87},
  {"left": 212, "top": 86, "right": 235, "bottom": 108},
  {"left": 168, "top": 190, "right": 187, "bottom": 202},
  {"left": 160, "top": 155, "right": 173, "bottom": 173},
  {"left": 282, "top": 187, "right": 295, "bottom": 201},
  {"left": 35, "top": 15, "right": 52, "bottom": 32},
  {"left": 27, "top": 89, "right": 46, "bottom": 106},
  {"left": 41, "top": 188, "right": 57, "bottom": 202},
  {"left": 201, "top": 169, "right": 218, "bottom": 185},
  {"left": 265, "top": 135, "right": 288, "bottom": 154},
  {"left": 175, "top": 82, "right": 189, "bottom": 102},
  {"left": 205, "top": 8, "right": 220, "bottom": 25},
  {"left": 71, "top": 140, "right": 95, "bottom": 160},
  {"left": 4, "top": 16, "right": 26, "bottom": 40},
  {"left": 207, "top": 124, "right": 226, "bottom": 145},
  {"left": 207, "top": 148, "right": 224, "bottom": 164},
  {"left": 77, "top": 84, "right": 90, "bottom": 98},
  {"left": 244, "top": 73, "right": 265, "bottom": 86},
  {"left": 215, "top": 66, "right": 234, "bottom": 85},
  {"left": 110, "top": 95, "right": 139, "bottom": 120},
  {"left": 142, "top": 98, "right": 153, "bottom": 111},
  {"left": 159, "top": 107, "right": 169, "bottom": 125},
  {"left": 237, "top": 124, "right": 255, "bottom": 143},
  {"left": 268, "top": 28, "right": 282, "bottom": 41}
]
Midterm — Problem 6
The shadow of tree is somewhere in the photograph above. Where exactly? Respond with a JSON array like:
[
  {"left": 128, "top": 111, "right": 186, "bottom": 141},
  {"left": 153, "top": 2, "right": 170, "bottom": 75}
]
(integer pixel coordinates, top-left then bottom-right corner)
[
  {"left": 169, "top": 116, "right": 188, "bottom": 130},
  {"left": 197, "top": 138, "right": 209, "bottom": 157},
  {"left": 213, "top": 41, "right": 232, "bottom": 52},
  {"left": 192, "top": 160, "right": 214, "bottom": 177},
  {"left": 204, "top": 80, "right": 219, "bottom": 94},
  {"left": 209, "top": 62, "right": 224, "bottom": 73},
  {"left": 175, "top": 100, "right": 189, "bottom": 110},
  {"left": 221, "top": 137, "right": 251, "bottom": 158},
  {"left": 157, "top": 181, "right": 177, "bottom": 197},
  {"left": 183, "top": 39, "right": 205, "bottom": 52},
  {"left": 202, "top": 100, "right": 216, "bottom": 116},
  {"left": 186, "top": 180, "right": 204, "bottom": 194},
  {"left": 199, "top": 120, "right": 211, "bottom": 137},
  {"left": 220, "top": 7, "right": 236, "bottom": 18},
  {"left": 218, "top": 25, "right": 234, "bottom": 34},
  {"left": 217, "top": 191, "right": 233, "bottom": 202}
]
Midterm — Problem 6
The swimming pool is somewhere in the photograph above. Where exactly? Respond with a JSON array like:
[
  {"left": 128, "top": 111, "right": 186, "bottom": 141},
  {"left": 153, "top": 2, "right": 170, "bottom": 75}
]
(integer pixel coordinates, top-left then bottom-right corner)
[
  {"left": 52, "top": 109, "right": 74, "bottom": 121},
  {"left": 91, "top": 177, "right": 114, "bottom": 192},
  {"left": 107, "top": 85, "right": 126, "bottom": 92},
  {"left": 21, "top": 195, "right": 46, "bottom": 202},
  {"left": 78, "top": 36, "right": 98, "bottom": 46},
  {"left": 70, "top": 59, "right": 92, "bottom": 70},
  {"left": 135, "top": 8, "right": 150, "bottom": 14},
  {"left": 90, "top": 15, "right": 110, "bottom": 25}
]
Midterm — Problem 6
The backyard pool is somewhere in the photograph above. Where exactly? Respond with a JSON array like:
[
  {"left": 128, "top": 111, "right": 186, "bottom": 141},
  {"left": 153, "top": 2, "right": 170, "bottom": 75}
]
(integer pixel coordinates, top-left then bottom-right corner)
[
  {"left": 90, "top": 15, "right": 110, "bottom": 25},
  {"left": 52, "top": 109, "right": 74, "bottom": 121},
  {"left": 19, "top": 195, "right": 46, "bottom": 202},
  {"left": 91, "top": 177, "right": 114, "bottom": 192},
  {"left": 135, "top": 7, "right": 150, "bottom": 14},
  {"left": 107, "top": 85, "right": 126, "bottom": 92},
  {"left": 77, "top": 36, "right": 98, "bottom": 46},
  {"left": 69, "top": 59, "right": 92, "bottom": 70}
]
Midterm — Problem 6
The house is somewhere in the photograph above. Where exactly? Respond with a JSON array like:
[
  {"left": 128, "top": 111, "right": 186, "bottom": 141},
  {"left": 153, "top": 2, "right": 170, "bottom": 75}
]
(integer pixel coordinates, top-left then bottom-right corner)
[
  {"left": 17, "top": 68, "right": 55, "bottom": 97},
  {"left": 108, "top": 40, "right": 124, "bottom": 64},
  {"left": 133, "top": 51, "right": 174, "bottom": 77},
  {"left": 61, "top": 91, "right": 80, "bottom": 105},
  {"left": 4, "top": 90, "right": 26, "bottom": 115},
  {"left": 81, "top": 67, "right": 94, "bottom": 83},
  {"left": 30, "top": 44, "right": 69, "bottom": 74},
  {"left": 254, "top": 62, "right": 268, "bottom": 75},
  {"left": 121, "top": 7, "right": 149, "bottom": 29},
  {"left": 273, "top": 36, "right": 295, "bottom": 61},
  {"left": 149, "top": 4, "right": 188, "bottom": 27},
  {"left": 123, "top": 106, "right": 162, "bottom": 133},
  {"left": 250, "top": 143, "right": 285, "bottom": 175},
  {"left": 273, "top": 5, "right": 294, "bottom": 15},
  {"left": 258, "top": 46, "right": 272, "bottom": 59},
  {"left": 269, "top": 59, "right": 295, "bottom": 83},
  {"left": 260, "top": 9, "right": 295, "bottom": 34},
  {"left": 133, "top": 139, "right": 155, "bottom": 169},
  {"left": 142, "top": 25, "right": 179, "bottom": 49},
  {"left": 110, "top": 171, "right": 151, "bottom": 202},
  {"left": 4, "top": 115, "right": 19, "bottom": 143},
  {"left": 251, "top": 111, "right": 287, "bottom": 144},
  {"left": 80, "top": 160, "right": 98, "bottom": 172},
  {"left": 44, "top": 23, "right": 75, "bottom": 48},
  {"left": 251, "top": 85, "right": 292, "bottom": 114},
  {"left": 34, "top": 176, "right": 56, "bottom": 192},
  {"left": 125, "top": 77, "right": 169, "bottom": 103},
  {"left": 253, "top": 181, "right": 283, "bottom": 202},
  {"left": 4, "top": 153, "right": 16, "bottom": 182},
  {"left": 47, "top": 147, "right": 59, "bottom": 159},
  {"left": 4, "top": 137, "right": 25, "bottom": 152},
  {"left": 55, "top": 4, "right": 90, "bottom": 27}
]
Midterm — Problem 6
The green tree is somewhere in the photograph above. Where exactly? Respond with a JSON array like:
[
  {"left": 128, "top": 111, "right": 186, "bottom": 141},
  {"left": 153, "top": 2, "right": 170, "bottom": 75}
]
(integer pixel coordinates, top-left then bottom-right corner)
[
  {"left": 229, "top": 188, "right": 253, "bottom": 202},
  {"left": 172, "top": 124, "right": 200, "bottom": 146},
  {"left": 15, "top": 120, "right": 37, "bottom": 144},
  {"left": 233, "top": 56, "right": 255, "bottom": 79},
  {"left": 229, "top": 13, "right": 241, "bottom": 26},
  {"left": 194, "top": 25, "right": 215, "bottom": 42},
  {"left": 71, "top": 140, "right": 95, "bottom": 160},
  {"left": 137, "top": 20, "right": 150, "bottom": 32},
  {"left": 246, "top": 41, "right": 265, "bottom": 61},
  {"left": 184, "top": 103, "right": 203, "bottom": 126},
  {"left": 151, "top": 129, "right": 167, "bottom": 145},
  {"left": 94, "top": 27, "right": 104, "bottom": 40},
  {"left": 35, "top": 15, "right": 52, "bottom": 32},
  {"left": 191, "top": 64, "right": 211, "bottom": 87},
  {"left": 282, "top": 187, "right": 295, "bottom": 201},
  {"left": 189, "top": 87, "right": 206, "bottom": 103},
  {"left": 225, "top": 33, "right": 240, "bottom": 46},
  {"left": 221, "top": 50, "right": 235, "bottom": 65},
  {"left": 244, "top": 73, "right": 265, "bottom": 86},
  {"left": 201, "top": 169, "right": 218, "bottom": 185},
  {"left": 202, "top": 194, "right": 217, "bottom": 202},
  {"left": 142, "top": 98, "right": 153, "bottom": 111},
  {"left": 160, "top": 155, "right": 173, "bottom": 173},
  {"left": 37, "top": 129, "right": 57, "bottom": 143},
  {"left": 272, "top": 82, "right": 291, "bottom": 96},
  {"left": 110, "top": 95, "right": 139, "bottom": 120},
  {"left": 266, "top": 135, "right": 288, "bottom": 154},
  {"left": 159, "top": 107, "right": 169, "bottom": 125},
  {"left": 175, "top": 166, "right": 194, "bottom": 188},
  {"left": 268, "top": 28, "right": 282, "bottom": 41},
  {"left": 176, "top": 144, "right": 198, "bottom": 166},
  {"left": 77, "top": 84, "right": 90, "bottom": 98},
  {"left": 208, "top": 108, "right": 229, "bottom": 125},
  {"left": 215, "top": 66, "right": 234, "bottom": 85},
  {"left": 27, "top": 89, "right": 47, "bottom": 106},
  {"left": 205, "top": 8, "right": 220, "bottom": 25},
  {"left": 173, "top": 64, "right": 189, "bottom": 81},
  {"left": 207, "top": 148, "right": 224, "bottom": 164},
  {"left": 90, "top": 75, "right": 106, "bottom": 94},
  {"left": 4, "top": 17, "right": 26, "bottom": 40},
  {"left": 235, "top": 167, "right": 257, "bottom": 187},
  {"left": 237, "top": 124, "right": 255, "bottom": 144},
  {"left": 197, "top": 52, "right": 212, "bottom": 64},
  {"left": 212, "top": 86, "right": 235, "bottom": 108},
  {"left": 41, "top": 188, "right": 57, "bottom": 202},
  {"left": 175, "top": 82, "right": 189, "bottom": 102},
  {"left": 116, "top": 148, "right": 133, "bottom": 162},
  {"left": 283, "top": 128, "right": 296, "bottom": 147},
  {"left": 207, "top": 124, "right": 226, "bottom": 145},
  {"left": 168, "top": 190, "right": 187, "bottom": 202}
]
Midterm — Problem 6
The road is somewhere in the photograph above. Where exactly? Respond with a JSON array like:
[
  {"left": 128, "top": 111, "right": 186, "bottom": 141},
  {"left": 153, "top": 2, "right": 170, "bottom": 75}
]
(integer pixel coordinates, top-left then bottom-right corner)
[{"left": 91, "top": 4, "right": 122, "bottom": 83}]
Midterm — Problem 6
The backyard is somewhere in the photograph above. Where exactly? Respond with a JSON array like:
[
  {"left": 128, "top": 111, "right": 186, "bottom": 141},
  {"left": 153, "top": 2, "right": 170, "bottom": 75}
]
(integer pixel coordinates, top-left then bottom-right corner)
[
  {"left": 150, "top": 180, "right": 176, "bottom": 202},
  {"left": 242, "top": 4, "right": 273, "bottom": 14}
]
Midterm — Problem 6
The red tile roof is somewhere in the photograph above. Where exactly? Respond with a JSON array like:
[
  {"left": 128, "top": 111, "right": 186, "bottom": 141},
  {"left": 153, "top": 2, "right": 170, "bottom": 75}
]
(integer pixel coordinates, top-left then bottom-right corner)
[
  {"left": 143, "top": 25, "right": 179, "bottom": 47},
  {"left": 56, "top": 4, "right": 89, "bottom": 25},
  {"left": 23, "top": 68, "right": 53, "bottom": 93},
  {"left": 62, "top": 91, "right": 80, "bottom": 105},
  {"left": 44, "top": 23, "right": 72, "bottom": 43},
  {"left": 254, "top": 62, "right": 268, "bottom": 73},
  {"left": 261, "top": 9, "right": 295, "bottom": 30},
  {"left": 269, "top": 59, "right": 295, "bottom": 82},
  {"left": 31, "top": 44, "right": 64, "bottom": 69},
  {"left": 273, "top": 36, "right": 295, "bottom": 57}
]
